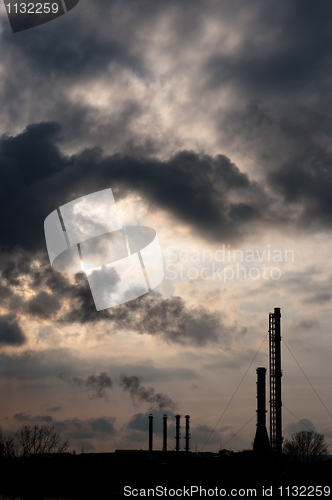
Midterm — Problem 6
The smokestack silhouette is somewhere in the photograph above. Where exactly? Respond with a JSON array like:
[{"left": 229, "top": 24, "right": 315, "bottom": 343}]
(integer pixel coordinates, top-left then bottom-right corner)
[
  {"left": 185, "top": 415, "right": 190, "bottom": 453},
  {"left": 175, "top": 415, "right": 181, "bottom": 452},
  {"left": 163, "top": 414, "right": 168, "bottom": 452},
  {"left": 148, "top": 414, "right": 153, "bottom": 452},
  {"left": 253, "top": 367, "right": 269, "bottom": 453},
  {"left": 269, "top": 307, "right": 282, "bottom": 454}
]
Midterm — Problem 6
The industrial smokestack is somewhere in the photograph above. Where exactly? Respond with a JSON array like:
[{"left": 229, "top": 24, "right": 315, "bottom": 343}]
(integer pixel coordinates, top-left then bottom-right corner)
[
  {"left": 269, "top": 307, "right": 282, "bottom": 454},
  {"left": 185, "top": 415, "right": 190, "bottom": 453},
  {"left": 253, "top": 367, "right": 269, "bottom": 453},
  {"left": 163, "top": 414, "right": 168, "bottom": 452},
  {"left": 148, "top": 414, "right": 153, "bottom": 452},
  {"left": 175, "top": 415, "right": 181, "bottom": 452}
]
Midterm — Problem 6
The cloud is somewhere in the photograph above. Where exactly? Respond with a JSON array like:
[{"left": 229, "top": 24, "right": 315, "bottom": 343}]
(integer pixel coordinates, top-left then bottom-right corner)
[
  {"left": 303, "top": 293, "right": 332, "bottom": 305},
  {"left": 3, "top": 118, "right": 332, "bottom": 266},
  {"left": 128, "top": 410, "right": 176, "bottom": 433},
  {"left": 47, "top": 406, "right": 61, "bottom": 412},
  {"left": 62, "top": 371, "right": 113, "bottom": 399},
  {"left": 55, "top": 416, "right": 117, "bottom": 442},
  {"left": 120, "top": 374, "right": 177, "bottom": 410},
  {"left": 61, "top": 284, "right": 226, "bottom": 346},
  {"left": 0, "top": 0, "right": 331, "bottom": 454},
  {"left": 0, "top": 348, "right": 196, "bottom": 386},
  {"left": 1, "top": 250, "right": 229, "bottom": 346},
  {"left": 283, "top": 418, "right": 317, "bottom": 438},
  {"left": 322, "top": 425, "right": 332, "bottom": 440},
  {"left": 7, "top": 413, "right": 117, "bottom": 451},
  {"left": 0, "top": 122, "right": 67, "bottom": 252},
  {"left": 294, "top": 318, "right": 320, "bottom": 331},
  {"left": 0, "top": 314, "right": 26, "bottom": 346},
  {"left": 13, "top": 412, "right": 53, "bottom": 423},
  {"left": 220, "top": 101, "right": 332, "bottom": 234},
  {"left": 124, "top": 294, "right": 223, "bottom": 346},
  {"left": 0, "top": 122, "right": 267, "bottom": 252},
  {"left": 27, "top": 291, "right": 61, "bottom": 319},
  {"left": 0, "top": 349, "right": 89, "bottom": 380}
]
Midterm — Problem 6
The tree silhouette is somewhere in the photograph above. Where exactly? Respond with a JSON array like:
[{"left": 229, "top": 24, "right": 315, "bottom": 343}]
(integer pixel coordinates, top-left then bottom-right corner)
[
  {"left": 0, "top": 430, "right": 18, "bottom": 458},
  {"left": 15, "top": 424, "right": 70, "bottom": 457},
  {"left": 283, "top": 430, "right": 329, "bottom": 465}
]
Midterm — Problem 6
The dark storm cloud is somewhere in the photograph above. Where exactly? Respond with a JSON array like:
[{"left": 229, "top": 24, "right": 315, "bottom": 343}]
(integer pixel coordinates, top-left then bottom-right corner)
[
  {"left": 0, "top": 122, "right": 68, "bottom": 252},
  {"left": 7, "top": 0, "right": 327, "bottom": 249},
  {"left": 220, "top": 100, "right": 332, "bottom": 233},
  {"left": 4, "top": 118, "right": 332, "bottom": 259},
  {"left": 1, "top": 0, "right": 143, "bottom": 77},
  {"left": 0, "top": 0, "right": 151, "bottom": 154},
  {"left": 4, "top": 0, "right": 330, "bottom": 104},
  {"left": 61, "top": 371, "right": 113, "bottom": 399},
  {"left": 1, "top": 249, "right": 229, "bottom": 346},
  {"left": 127, "top": 294, "right": 222, "bottom": 346},
  {"left": 0, "top": 0, "right": 206, "bottom": 90},
  {"left": 260, "top": 106, "right": 332, "bottom": 233},
  {"left": 66, "top": 289, "right": 225, "bottom": 346},
  {"left": 0, "top": 314, "right": 26, "bottom": 346},
  {"left": 0, "top": 249, "right": 110, "bottom": 322},
  {"left": 27, "top": 291, "right": 61, "bottom": 319},
  {"left": 0, "top": 122, "right": 268, "bottom": 252},
  {"left": 120, "top": 374, "right": 177, "bottom": 410},
  {"left": 2, "top": 120, "right": 332, "bottom": 343},
  {"left": 206, "top": 1, "right": 332, "bottom": 100},
  {"left": 1, "top": 0, "right": 332, "bottom": 174}
]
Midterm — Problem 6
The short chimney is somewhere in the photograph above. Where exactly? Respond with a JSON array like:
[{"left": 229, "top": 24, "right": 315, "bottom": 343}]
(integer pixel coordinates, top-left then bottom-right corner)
[
  {"left": 148, "top": 414, "right": 153, "bottom": 452},
  {"left": 175, "top": 415, "right": 181, "bottom": 452},
  {"left": 163, "top": 414, "right": 168, "bottom": 452},
  {"left": 185, "top": 415, "right": 190, "bottom": 453}
]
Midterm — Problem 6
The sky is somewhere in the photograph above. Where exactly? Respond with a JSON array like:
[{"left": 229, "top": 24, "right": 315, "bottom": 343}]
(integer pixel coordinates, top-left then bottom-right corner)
[{"left": 0, "top": 0, "right": 332, "bottom": 454}]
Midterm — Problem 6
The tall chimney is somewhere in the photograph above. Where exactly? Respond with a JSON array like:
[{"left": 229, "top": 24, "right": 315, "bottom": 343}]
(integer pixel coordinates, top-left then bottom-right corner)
[
  {"left": 175, "top": 415, "right": 181, "bottom": 452},
  {"left": 253, "top": 367, "right": 269, "bottom": 453},
  {"left": 269, "top": 307, "right": 282, "bottom": 454},
  {"left": 148, "top": 414, "right": 153, "bottom": 452},
  {"left": 185, "top": 415, "right": 190, "bottom": 453},
  {"left": 163, "top": 414, "right": 168, "bottom": 452}
]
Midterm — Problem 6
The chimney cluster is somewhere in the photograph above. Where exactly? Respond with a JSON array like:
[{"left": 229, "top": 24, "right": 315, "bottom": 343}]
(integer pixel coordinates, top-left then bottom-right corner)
[
  {"left": 147, "top": 307, "right": 282, "bottom": 456},
  {"left": 148, "top": 414, "right": 190, "bottom": 452}
]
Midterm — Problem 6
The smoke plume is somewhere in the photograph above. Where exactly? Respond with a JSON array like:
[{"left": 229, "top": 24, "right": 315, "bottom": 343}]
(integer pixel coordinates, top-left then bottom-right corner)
[{"left": 120, "top": 374, "right": 177, "bottom": 410}]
